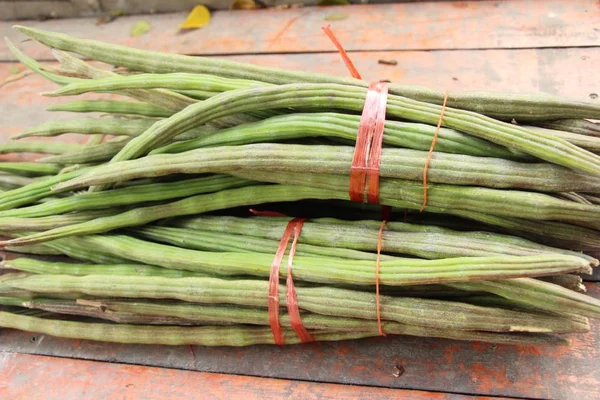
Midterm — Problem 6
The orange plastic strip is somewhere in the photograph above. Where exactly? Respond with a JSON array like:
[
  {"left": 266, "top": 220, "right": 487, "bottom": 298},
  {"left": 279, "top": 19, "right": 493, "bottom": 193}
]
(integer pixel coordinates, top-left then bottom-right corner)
[
  {"left": 375, "top": 219, "right": 387, "bottom": 336},
  {"left": 348, "top": 81, "right": 389, "bottom": 203},
  {"left": 267, "top": 221, "right": 296, "bottom": 345},
  {"left": 420, "top": 90, "right": 449, "bottom": 212},
  {"left": 284, "top": 218, "right": 314, "bottom": 343},
  {"left": 255, "top": 209, "right": 313, "bottom": 344},
  {"left": 321, "top": 25, "right": 362, "bottom": 80},
  {"left": 249, "top": 209, "right": 287, "bottom": 218}
]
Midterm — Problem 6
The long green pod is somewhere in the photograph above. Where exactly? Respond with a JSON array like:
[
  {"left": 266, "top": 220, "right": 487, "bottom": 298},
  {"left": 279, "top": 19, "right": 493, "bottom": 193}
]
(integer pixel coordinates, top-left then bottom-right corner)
[
  {"left": 100, "top": 299, "right": 583, "bottom": 334},
  {"left": 151, "top": 113, "right": 522, "bottom": 159},
  {"left": 6, "top": 234, "right": 591, "bottom": 284},
  {"left": 47, "top": 100, "right": 174, "bottom": 118},
  {"left": 0, "top": 209, "right": 121, "bottom": 231},
  {"left": 0, "top": 174, "right": 38, "bottom": 190},
  {"left": 0, "top": 175, "right": 254, "bottom": 218},
  {"left": 449, "top": 278, "right": 600, "bottom": 319},
  {"left": 15, "top": 26, "right": 600, "bottom": 122},
  {"left": 0, "top": 310, "right": 569, "bottom": 346},
  {"left": 13, "top": 118, "right": 213, "bottom": 141},
  {"left": 5, "top": 37, "right": 76, "bottom": 86},
  {"left": 47, "top": 73, "right": 271, "bottom": 97},
  {"left": 41, "top": 236, "right": 132, "bottom": 264},
  {"left": 171, "top": 216, "right": 598, "bottom": 264},
  {"left": 21, "top": 298, "right": 201, "bottom": 325},
  {"left": 0, "top": 140, "right": 83, "bottom": 155},
  {"left": 50, "top": 48, "right": 197, "bottom": 112},
  {"left": 132, "top": 226, "right": 392, "bottom": 261},
  {"left": 55, "top": 143, "right": 600, "bottom": 193},
  {"left": 0, "top": 162, "right": 62, "bottom": 177},
  {"left": 536, "top": 119, "right": 600, "bottom": 137},
  {"left": 38, "top": 139, "right": 129, "bottom": 165},
  {"left": 13, "top": 178, "right": 600, "bottom": 247},
  {"left": 526, "top": 126, "right": 600, "bottom": 152},
  {"left": 230, "top": 171, "right": 600, "bottom": 223},
  {"left": 0, "top": 167, "right": 90, "bottom": 211},
  {"left": 79, "top": 84, "right": 600, "bottom": 180},
  {"left": 3, "top": 257, "right": 207, "bottom": 278},
  {"left": 4, "top": 243, "right": 63, "bottom": 256},
  {"left": 3, "top": 274, "right": 588, "bottom": 333}
]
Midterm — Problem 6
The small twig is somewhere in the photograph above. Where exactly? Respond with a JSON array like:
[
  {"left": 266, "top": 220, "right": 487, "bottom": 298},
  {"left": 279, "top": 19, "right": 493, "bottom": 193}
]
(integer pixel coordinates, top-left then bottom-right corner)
[
  {"left": 378, "top": 59, "right": 398, "bottom": 66},
  {"left": 0, "top": 70, "right": 33, "bottom": 89}
]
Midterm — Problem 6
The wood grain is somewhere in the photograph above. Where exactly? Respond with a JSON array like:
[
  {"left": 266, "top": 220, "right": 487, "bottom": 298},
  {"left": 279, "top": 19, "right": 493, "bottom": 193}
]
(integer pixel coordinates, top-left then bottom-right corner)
[
  {"left": 0, "top": 352, "right": 495, "bottom": 400},
  {"left": 2, "top": 0, "right": 600, "bottom": 61}
]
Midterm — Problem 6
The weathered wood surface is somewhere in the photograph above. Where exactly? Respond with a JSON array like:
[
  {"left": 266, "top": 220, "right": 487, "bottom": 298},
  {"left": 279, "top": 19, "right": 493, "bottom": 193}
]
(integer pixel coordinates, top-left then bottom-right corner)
[
  {"left": 2, "top": 0, "right": 600, "bottom": 61},
  {"left": 0, "top": 352, "right": 494, "bottom": 400},
  {"left": 1, "top": 283, "right": 598, "bottom": 400}
]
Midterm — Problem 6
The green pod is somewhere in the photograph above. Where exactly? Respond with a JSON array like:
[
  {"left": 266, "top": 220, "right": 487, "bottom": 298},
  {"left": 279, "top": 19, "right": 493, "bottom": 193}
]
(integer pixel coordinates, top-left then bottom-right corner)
[
  {"left": 56, "top": 143, "right": 600, "bottom": 193},
  {"left": 3, "top": 274, "right": 589, "bottom": 333},
  {"left": 13, "top": 118, "right": 213, "bottom": 141},
  {"left": 78, "top": 84, "right": 600, "bottom": 181},
  {"left": 4, "top": 234, "right": 591, "bottom": 284},
  {"left": 151, "top": 112, "right": 523, "bottom": 160},
  {"left": 0, "top": 140, "right": 83, "bottom": 155},
  {"left": 48, "top": 100, "right": 174, "bottom": 118},
  {"left": 0, "top": 310, "right": 569, "bottom": 346},
  {"left": 4, "top": 257, "right": 205, "bottom": 278},
  {"left": 38, "top": 139, "right": 129, "bottom": 165},
  {"left": 132, "top": 225, "right": 391, "bottom": 261},
  {"left": 47, "top": 73, "right": 271, "bottom": 97},
  {"left": 0, "top": 175, "right": 253, "bottom": 218},
  {"left": 170, "top": 216, "right": 597, "bottom": 264},
  {"left": 536, "top": 119, "right": 600, "bottom": 137},
  {"left": 0, "top": 162, "right": 62, "bottom": 177},
  {"left": 449, "top": 278, "right": 600, "bottom": 319},
  {"left": 15, "top": 26, "right": 600, "bottom": 122}
]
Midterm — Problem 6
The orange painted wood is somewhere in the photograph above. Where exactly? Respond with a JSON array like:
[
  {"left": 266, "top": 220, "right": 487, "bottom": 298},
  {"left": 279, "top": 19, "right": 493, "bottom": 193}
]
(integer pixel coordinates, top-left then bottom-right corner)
[
  {"left": 2, "top": 0, "right": 600, "bottom": 61},
  {"left": 2, "top": 45, "right": 599, "bottom": 136},
  {"left": 0, "top": 284, "right": 598, "bottom": 399},
  {"left": 0, "top": 353, "right": 493, "bottom": 400}
]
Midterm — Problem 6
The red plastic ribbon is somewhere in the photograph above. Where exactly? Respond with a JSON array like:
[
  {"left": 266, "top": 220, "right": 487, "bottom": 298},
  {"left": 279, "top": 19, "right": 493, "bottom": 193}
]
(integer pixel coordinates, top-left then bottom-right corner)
[
  {"left": 420, "top": 90, "right": 449, "bottom": 212},
  {"left": 349, "top": 80, "right": 389, "bottom": 205},
  {"left": 254, "top": 209, "right": 313, "bottom": 344},
  {"left": 321, "top": 25, "right": 362, "bottom": 80}
]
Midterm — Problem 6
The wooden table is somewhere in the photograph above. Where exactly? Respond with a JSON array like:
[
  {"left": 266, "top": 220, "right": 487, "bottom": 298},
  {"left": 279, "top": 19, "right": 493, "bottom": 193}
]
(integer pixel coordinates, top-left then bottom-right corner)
[{"left": 0, "top": 1, "right": 599, "bottom": 399}]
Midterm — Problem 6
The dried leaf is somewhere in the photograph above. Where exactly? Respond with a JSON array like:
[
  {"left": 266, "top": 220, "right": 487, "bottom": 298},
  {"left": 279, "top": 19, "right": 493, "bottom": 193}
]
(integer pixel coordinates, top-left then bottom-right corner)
[
  {"left": 231, "top": 0, "right": 258, "bottom": 10},
  {"left": 180, "top": 5, "right": 211, "bottom": 29},
  {"left": 130, "top": 21, "right": 151, "bottom": 37},
  {"left": 318, "top": 0, "right": 350, "bottom": 5},
  {"left": 324, "top": 13, "right": 348, "bottom": 21}
]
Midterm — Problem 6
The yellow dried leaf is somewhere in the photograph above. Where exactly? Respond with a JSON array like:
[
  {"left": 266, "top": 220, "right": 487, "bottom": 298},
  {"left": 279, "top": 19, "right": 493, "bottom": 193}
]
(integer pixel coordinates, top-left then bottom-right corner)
[
  {"left": 180, "top": 5, "right": 211, "bottom": 29},
  {"left": 231, "top": 0, "right": 258, "bottom": 10},
  {"left": 324, "top": 13, "right": 348, "bottom": 21},
  {"left": 130, "top": 21, "right": 151, "bottom": 37}
]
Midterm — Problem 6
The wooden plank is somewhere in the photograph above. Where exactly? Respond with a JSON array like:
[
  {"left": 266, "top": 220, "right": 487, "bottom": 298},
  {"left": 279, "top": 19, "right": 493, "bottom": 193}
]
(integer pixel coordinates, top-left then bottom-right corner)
[
  {"left": 2, "top": 46, "right": 599, "bottom": 135},
  {"left": 0, "top": 353, "right": 487, "bottom": 400},
  {"left": 2, "top": 0, "right": 600, "bottom": 61},
  {"left": 1, "top": 284, "right": 598, "bottom": 400}
]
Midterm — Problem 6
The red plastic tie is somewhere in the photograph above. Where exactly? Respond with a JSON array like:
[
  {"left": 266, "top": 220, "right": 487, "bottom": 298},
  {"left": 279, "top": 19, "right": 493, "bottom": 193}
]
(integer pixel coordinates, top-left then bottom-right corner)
[
  {"left": 420, "top": 90, "right": 449, "bottom": 212},
  {"left": 348, "top": 80, "right": 389, "bottom": 205},
  {"left": 284, "top": 218, "right": 314, "bottom": 343},
  {"left": 321, "top": 25, "right": 362, "bottom": 80},
  {"left": 257, "top": 209, "right": 313, "bottom": 344}
]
